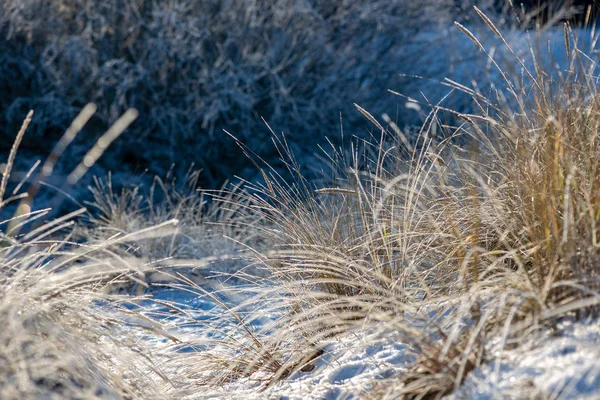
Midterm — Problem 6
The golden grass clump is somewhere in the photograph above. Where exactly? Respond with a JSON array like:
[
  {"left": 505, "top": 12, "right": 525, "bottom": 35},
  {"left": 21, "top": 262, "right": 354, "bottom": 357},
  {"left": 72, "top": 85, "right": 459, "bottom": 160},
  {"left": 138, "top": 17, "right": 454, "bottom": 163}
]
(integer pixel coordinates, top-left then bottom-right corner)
[
  {"left": 0, "top": 108, "right": 186, "bottom": 399},
  {"left": 192, "top": 9, "right": 600, "bottom": 398}
]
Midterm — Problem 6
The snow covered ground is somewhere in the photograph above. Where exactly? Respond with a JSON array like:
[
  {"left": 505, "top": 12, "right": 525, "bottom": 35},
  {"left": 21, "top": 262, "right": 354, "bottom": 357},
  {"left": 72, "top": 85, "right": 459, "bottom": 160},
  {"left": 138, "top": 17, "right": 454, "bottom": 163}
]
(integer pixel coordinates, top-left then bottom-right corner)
[
  {"left": 455, "top": 318, "right": 600, "bottom": 399},
  {"left": 132, "top": 285, "right": 600, "bottom": 399},
  {"left": 186, "top": 329, "right": 411, "bottom": 400}
]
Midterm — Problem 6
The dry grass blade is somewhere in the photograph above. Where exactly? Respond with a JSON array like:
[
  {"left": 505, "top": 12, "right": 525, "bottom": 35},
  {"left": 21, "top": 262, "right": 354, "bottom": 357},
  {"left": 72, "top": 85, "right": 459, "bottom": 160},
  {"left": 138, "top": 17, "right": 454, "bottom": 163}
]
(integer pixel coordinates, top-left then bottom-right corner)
[
  {"left": 7, "top": 104, "right": 97, "bottom": 237},
  {"left": 0, "top": 110, "right": 33, "bottom": 203},
  {"left": 67, "top": 108, "right": 138, "bottom": 186},
  {"left": 11, "top": 159, "right": 39, "bottom": 197},
  {"left": 453, "top": 22, "right": 485, "bottom": 52},
  {"left": 315, "top": 188, "right": 359, "bottom": 195},
  {"left": 355, "top": 103, "right": 384, "bottom": 131},
  {"left": 473, "top": 6, "right": 503, "bottom": 39},
  {"left": 44, "top": 103, "right": 97, "bottom": 179},
  {"left": 564, "top": 22, "right": 571, "bottom": 59}
]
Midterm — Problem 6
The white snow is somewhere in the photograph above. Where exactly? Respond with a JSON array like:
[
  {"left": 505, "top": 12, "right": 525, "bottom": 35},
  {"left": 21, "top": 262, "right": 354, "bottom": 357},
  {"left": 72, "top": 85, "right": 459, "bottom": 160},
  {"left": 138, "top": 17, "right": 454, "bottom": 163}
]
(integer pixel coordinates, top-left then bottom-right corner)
[
  {"left": 123, "top": 274, "right": 600, "bottom": 400},
  {"left": 180, "top": 329, "right": 412, "bottom": 400},
  {"left": 132, "top": 282, "right": 600, "bottom": 399},
  {"left": 454, "top": 318, "right": 600, "bottom": 399}
]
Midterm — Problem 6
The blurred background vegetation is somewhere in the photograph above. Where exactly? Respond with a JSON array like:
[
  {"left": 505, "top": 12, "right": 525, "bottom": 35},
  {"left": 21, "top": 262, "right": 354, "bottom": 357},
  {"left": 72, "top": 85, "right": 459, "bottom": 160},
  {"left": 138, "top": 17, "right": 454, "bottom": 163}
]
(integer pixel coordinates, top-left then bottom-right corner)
[
  {"left": 0, "top": 0, "right": 502, "bottom": 187},
  {"left": 0, "top": 0, "right": 595, "bottom": 189}
]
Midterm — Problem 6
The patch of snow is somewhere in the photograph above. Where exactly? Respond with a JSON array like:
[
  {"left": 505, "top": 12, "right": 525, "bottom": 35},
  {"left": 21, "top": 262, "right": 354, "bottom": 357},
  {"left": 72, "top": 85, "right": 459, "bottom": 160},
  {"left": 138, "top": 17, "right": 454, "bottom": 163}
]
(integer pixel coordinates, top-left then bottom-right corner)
[
  {"left": 168, "top": 327, "right": 413, "bottom": 400},
  {"left": 453, "top": 318, "right": 600, "bottom": 399}
]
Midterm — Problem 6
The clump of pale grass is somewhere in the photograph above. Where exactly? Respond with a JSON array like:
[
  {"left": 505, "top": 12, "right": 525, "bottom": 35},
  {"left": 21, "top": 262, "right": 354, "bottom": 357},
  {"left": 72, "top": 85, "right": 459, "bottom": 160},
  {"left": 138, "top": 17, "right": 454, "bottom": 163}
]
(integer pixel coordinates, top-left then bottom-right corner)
[
  {"left": 0, "top": 106, "right": 281, "bottom": 398},
  {"left": 76, "top": 170, "right": 267, "bottom": 287},
  {"left": 0, "top": 218, "right": 181, "bottom": 399},
  {"left": 0, "top": 108, "right": 190, "bottom": 399},
  {"left": 181, "top": 8, "right": 600, "bottom": 398}
]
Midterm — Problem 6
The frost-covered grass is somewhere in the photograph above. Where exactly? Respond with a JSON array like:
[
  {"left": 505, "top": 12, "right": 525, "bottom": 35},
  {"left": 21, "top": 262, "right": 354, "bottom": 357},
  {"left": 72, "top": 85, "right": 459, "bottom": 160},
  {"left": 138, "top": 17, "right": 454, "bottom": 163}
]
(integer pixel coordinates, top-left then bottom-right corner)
[
  {"left": 0, "top": 0, "right": 508, "bottom": 187},
  {"left": 169, "top": 10, "right": 600, "bottom": 399},
  {"left": 3, "top": 3, "right": 600, "bottom": 400}
]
